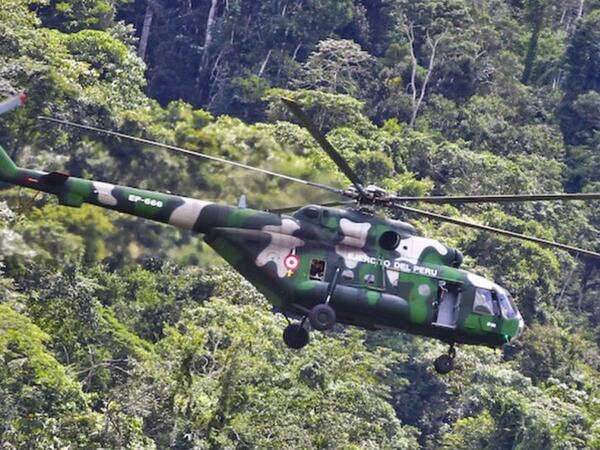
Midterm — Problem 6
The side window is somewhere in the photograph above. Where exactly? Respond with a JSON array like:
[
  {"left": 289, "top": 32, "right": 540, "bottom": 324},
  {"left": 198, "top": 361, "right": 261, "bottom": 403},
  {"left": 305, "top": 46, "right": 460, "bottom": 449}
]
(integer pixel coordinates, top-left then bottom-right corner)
[
  {"left": 309, "top": 259, "right": 326, "bottom": 281},
  {"left": 473, "top": 288, "right": 497, "bottom": 315}
]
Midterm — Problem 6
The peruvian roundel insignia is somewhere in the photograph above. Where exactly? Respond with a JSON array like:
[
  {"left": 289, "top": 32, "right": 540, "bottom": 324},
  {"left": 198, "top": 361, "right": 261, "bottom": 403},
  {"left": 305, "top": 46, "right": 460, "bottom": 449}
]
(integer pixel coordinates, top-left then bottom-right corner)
[{"left": 284, "top": 254, "right": 300, "bottom": 271}]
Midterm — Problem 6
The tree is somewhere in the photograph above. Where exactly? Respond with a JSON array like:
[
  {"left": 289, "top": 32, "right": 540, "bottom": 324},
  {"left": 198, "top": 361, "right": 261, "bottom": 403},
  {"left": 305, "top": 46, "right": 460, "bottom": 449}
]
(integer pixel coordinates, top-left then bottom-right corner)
[
  {"left": 521, "top": 0, "right": 552, "bottom": 84},
  {"left": 135, "top": 291, "right": 419, "bottom": 449},
  {"left": 147, "top": 0, "right": 357, "bottom": 115},
  {"left": 35, "top": 0, "right": 126, "bottom": 32},
  {"left": 295, "top": 38, "right": 378, "bottom": 102},
  {"left": 0, "top": 304, "right": 103, "bottom": 448},
  {"left": 137, "top": 2, "right": 154, "bottom": 60},
  {"left": 560, "top": 10, "right": 600, "bottom": 141},
  {"left": 385, "top": 0, "right": 472, "bottom": 126}
]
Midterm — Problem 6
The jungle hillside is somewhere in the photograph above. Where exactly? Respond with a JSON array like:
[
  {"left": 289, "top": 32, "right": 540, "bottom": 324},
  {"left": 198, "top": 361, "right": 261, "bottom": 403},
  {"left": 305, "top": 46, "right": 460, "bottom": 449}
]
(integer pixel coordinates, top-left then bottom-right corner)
[{"left": 1, "top": 0, "right": 600, "bottom": 448}]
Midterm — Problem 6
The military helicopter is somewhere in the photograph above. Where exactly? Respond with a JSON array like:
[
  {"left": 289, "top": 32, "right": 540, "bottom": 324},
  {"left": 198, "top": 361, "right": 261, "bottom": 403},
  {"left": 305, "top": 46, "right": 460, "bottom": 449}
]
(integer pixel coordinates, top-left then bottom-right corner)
[{"left": 1, "top": 94, "right": 599, "bottom": 374}]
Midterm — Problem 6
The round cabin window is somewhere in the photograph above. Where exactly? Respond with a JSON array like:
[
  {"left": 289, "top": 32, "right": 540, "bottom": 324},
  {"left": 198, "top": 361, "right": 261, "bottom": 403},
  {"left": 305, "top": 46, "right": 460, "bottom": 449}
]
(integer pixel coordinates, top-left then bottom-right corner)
[{"left": 379, "top": 230, "right": 401, "bottom": 250}]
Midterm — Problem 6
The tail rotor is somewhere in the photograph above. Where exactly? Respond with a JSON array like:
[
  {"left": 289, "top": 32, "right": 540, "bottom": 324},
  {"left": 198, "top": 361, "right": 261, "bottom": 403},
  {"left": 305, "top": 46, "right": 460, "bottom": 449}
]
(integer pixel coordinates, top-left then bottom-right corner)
[{"left": 0, "top": 93, "right": 27, "bottom": 116}]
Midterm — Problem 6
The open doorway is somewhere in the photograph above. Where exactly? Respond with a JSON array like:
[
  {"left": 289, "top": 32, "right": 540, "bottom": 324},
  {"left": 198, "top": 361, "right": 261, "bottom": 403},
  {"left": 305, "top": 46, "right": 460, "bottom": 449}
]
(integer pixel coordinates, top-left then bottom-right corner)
[{"left": 433, "top": 281, "right": 460, "bottom": 328}]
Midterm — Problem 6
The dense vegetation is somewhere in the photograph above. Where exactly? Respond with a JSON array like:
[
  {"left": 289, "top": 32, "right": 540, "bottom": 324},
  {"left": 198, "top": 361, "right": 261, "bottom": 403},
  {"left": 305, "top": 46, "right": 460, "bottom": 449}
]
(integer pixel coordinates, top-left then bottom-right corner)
[{"left": 1, "top": 0, "right": 599, "bottom": 448}]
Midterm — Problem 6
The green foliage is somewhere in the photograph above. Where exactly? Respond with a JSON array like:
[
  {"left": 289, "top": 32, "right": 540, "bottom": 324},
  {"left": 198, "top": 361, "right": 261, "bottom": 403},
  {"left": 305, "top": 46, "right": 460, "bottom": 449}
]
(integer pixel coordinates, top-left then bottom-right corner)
[
  {"left": 147, "top": 0, "right": 357, "bottom": 116},
  {"left": 562, "top": 10, "right": 600, "bottom": 101},
  {"left": 516, "top": 324, "right": 599, "bottom": 384},
  {"left": 265, "top": 88, "right": 373, "bottom": 133},
  {"left": 0, "top": 0, "right": 600, "bottom": 448},
  {"left": 441, "top": 411, "right": 496, "bottom": 449},
  {"left": 36, "top": 0, "right": 124, "bottom": 32},
  {"left": 0, "top": 304, "right": 101, "bottom": 448},
  {"left": 295, "top": 38, "right": 379, "bottom": 102},
  {"left": 145, "top": 296, "right": 419, "bottom": 449},
  {"left": 29, "top": 204, "right": 115, "bottom": 263}
]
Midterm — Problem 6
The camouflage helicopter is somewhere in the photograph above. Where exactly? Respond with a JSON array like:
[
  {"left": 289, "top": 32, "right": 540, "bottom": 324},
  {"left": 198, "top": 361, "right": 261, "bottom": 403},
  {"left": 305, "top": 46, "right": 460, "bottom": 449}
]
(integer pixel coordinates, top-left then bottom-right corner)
[{"left": 1, "top": 94, "right": 599, "bottom": 374}]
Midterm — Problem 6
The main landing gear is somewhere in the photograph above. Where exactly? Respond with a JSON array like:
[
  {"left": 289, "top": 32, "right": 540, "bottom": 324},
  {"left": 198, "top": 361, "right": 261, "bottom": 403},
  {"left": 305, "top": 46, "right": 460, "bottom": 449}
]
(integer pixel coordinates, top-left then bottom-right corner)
[
  {"left": 282, "top": 303, "right": 337, "bottom": 350},
  {"left": 434, "top": 344, "right": 456, "bottom": 374},
  {"left": 282, "top": 322, "right": 310, "bottom": 349},
  {"left": 308, "top": 303, "right": 336, "bottom": 331},
  {"left": 284, "top": 268, "right": 340, "bottom": 350}
]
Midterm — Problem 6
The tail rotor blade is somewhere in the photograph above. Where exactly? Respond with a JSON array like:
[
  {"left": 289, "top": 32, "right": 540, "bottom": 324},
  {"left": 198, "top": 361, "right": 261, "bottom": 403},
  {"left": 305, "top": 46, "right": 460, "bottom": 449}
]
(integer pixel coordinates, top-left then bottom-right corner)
[{"left": 0, "top": 93, "right": 27, "bottom": 116}]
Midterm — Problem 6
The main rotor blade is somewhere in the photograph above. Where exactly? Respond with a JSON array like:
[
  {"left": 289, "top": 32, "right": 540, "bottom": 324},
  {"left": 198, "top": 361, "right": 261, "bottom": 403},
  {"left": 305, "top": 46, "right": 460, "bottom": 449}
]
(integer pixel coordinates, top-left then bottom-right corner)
[
  {"left": 281, "top": 98, "right": 366, "bottom": 195},
  {"left": 393, "top": 203, "right": 600, "bottom": 259},
  {"left": 39, "top": 116, "right": 345, "bottom": 196},
  {"left": 390, "top": 193, "right": 600, "bottom": 204}
]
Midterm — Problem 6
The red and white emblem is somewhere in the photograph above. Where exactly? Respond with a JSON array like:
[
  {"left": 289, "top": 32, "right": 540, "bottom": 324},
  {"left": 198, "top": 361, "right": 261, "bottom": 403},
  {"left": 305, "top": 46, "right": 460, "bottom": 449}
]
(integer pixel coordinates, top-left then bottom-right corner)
[{"left": 284, "top": 254, "right": 300, "bottom": 271}]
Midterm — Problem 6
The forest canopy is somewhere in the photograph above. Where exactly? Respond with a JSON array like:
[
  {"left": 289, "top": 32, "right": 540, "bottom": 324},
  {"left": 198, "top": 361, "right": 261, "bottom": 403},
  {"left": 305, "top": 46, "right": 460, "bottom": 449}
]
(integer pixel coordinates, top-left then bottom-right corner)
[{"left": 0, "top": 0, "right": 599, "bottom": 448}]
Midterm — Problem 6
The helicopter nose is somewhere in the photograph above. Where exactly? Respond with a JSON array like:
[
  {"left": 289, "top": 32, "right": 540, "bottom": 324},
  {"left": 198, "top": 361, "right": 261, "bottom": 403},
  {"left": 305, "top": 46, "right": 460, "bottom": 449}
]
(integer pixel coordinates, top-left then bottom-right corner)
[{"left": 512, "top": 316, "right": 525, "bottom": 342}]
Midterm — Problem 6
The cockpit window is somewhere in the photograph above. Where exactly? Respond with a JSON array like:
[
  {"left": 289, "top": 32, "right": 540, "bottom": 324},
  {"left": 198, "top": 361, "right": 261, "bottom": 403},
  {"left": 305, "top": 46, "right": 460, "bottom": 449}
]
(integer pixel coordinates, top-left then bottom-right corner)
[
  {"left": 498, "top": 291, "right": 518, "bottom": 319},
  {"left": 473, "top": 288, "right": 497, "bottom": 316}
]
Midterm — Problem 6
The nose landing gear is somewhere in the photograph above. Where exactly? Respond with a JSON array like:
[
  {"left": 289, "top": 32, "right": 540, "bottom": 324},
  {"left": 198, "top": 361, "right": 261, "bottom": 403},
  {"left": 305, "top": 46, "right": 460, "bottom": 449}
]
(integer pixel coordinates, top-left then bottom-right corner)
[{"left": 434, "top": 344, "right": 456, "bottom": 374}]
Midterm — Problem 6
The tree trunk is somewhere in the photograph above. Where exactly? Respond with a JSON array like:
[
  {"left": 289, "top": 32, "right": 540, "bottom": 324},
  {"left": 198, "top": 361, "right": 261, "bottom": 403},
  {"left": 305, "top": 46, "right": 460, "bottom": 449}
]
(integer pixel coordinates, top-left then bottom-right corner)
[
  {"left": 292, "top": 42, "right": 302, "bottom": 61},
  {"left": 197, "top": 0, "right": 220, "bottom": 104},
  {"left": 201, "top": 0, "right": 220, "bottom": 73},
  {"left": 406, "top": 24, "right": 442, "bottom": 128},
  {"left": 577, "top": 0, "right": 585, "bottom": 20},
  {"left": 258, "top": 49, "right": 272, "bottom": 77},
  {"left": 578, "top": 262, "right": 592, "bottom": 311},
  {"left": 137, "top": 5, "right": 154, "bottom": 60},
  {"left": 556, "top": 264, "right": 575, "bottom": 309},
  {"left": 521, "top": 19, "right": 543, "bottom": 84},
  {"left": 522, "top": 2, "right": 547, "bottom": 85}
]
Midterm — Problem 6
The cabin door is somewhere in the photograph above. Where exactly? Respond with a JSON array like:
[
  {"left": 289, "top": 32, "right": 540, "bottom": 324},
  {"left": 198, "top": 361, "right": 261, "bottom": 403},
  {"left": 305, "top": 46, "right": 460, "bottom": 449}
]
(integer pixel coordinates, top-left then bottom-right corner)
[{"left": 433, "top": 282, "right": 460, "bottom": 329}]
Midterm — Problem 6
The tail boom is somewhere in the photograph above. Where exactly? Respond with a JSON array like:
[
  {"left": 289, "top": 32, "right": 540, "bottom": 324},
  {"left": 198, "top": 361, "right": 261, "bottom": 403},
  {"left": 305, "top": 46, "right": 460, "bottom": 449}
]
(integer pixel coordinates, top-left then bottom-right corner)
[{"left": 0, "top": 145, "right": 281, "bottom": 233}]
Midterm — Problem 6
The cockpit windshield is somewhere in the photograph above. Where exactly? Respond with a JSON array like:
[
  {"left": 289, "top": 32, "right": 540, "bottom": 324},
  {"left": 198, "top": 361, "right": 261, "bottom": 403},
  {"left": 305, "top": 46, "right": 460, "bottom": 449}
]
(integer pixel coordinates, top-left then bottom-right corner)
[
  {"left": 473, "top": 287, "right": 519, "bottom": 320},
  {"left": 498, "top": 291, "right": 518, "bottom": 319}
]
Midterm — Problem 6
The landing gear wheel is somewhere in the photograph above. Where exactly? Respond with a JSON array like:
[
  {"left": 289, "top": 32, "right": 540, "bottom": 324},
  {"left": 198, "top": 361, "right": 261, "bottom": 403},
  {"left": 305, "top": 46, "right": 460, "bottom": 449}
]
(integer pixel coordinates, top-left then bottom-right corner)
[
  {"left": 308, "top": 304, "right": 336, "bottom": 331},
  {"left": 434, "top": 354, "right": 454, "bottom": 374},
  {"left": 283, "top": 323, "right": 310, "bottom": 349},
  {"left": 435, "top": 344, "right": 456, "bottom": 374}
]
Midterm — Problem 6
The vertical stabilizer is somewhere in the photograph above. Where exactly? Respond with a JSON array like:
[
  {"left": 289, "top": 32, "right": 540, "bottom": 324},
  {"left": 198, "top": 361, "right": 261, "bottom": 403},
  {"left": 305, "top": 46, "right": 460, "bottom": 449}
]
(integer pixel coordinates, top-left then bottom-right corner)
[
  {"left": 0, "top": 146, "right": 18, "bottom": 182},
  {"left": 0, "top": 93, "right": 26, "bottom": 183}
]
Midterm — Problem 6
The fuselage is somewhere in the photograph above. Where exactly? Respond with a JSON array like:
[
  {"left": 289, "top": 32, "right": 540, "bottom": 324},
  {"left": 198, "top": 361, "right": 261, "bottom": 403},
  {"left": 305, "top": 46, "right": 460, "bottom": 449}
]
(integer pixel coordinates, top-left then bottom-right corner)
[{"left": 205, "top": 204, "right": 525, "bottom": 348}]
